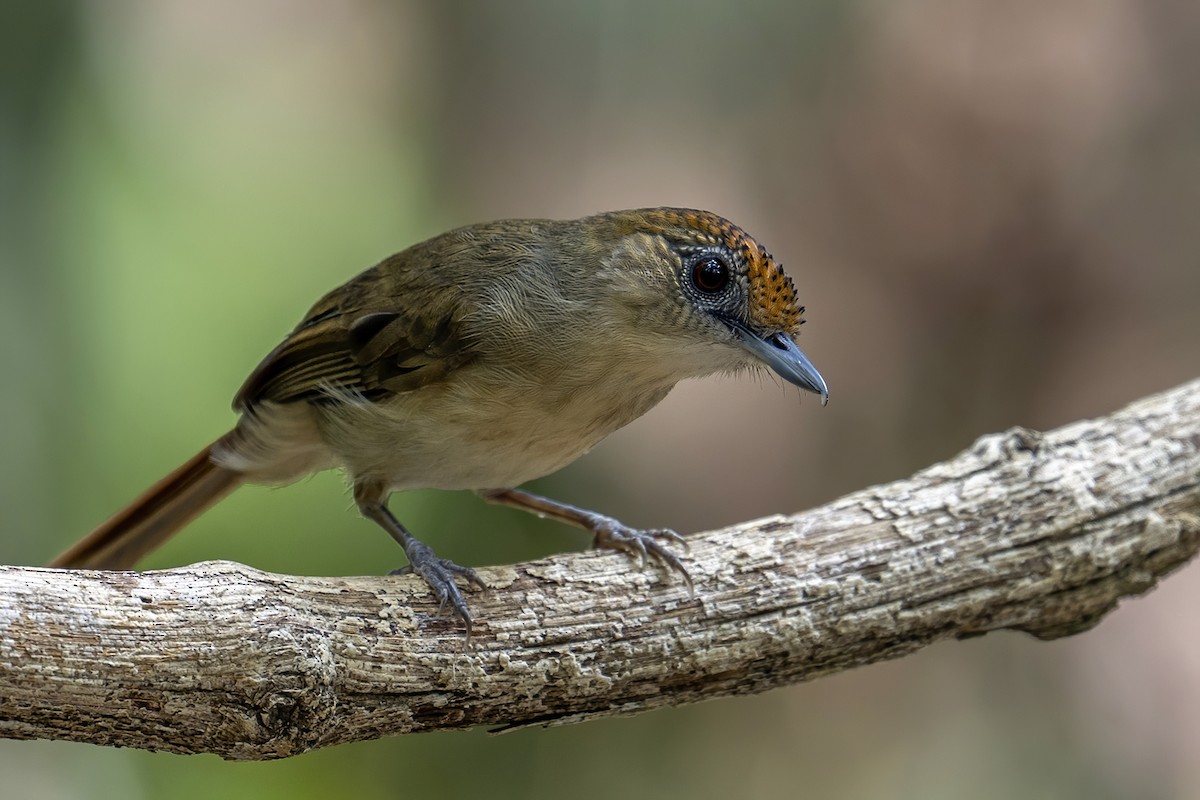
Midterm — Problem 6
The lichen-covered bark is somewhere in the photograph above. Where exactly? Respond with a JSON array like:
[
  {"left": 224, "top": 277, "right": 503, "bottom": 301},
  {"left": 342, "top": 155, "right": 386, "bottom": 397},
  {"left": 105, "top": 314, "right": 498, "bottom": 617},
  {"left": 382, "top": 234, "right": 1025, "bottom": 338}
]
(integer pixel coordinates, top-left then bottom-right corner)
[{"left": 1, "top": 380, "right": 1198, "bottom": 760}]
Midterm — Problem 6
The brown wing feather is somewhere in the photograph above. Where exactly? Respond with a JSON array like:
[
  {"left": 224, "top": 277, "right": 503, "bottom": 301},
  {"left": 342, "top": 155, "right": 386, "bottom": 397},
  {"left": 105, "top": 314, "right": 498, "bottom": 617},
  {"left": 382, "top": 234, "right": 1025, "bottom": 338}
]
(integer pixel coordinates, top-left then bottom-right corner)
[{"left": 233, "top": 259, "right": 477, "bottom": 410}]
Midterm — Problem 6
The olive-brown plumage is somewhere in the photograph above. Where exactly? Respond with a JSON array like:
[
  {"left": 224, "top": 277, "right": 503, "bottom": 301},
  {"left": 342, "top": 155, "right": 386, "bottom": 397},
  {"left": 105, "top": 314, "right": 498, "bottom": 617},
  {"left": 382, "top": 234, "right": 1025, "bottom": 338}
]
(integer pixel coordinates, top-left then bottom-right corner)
[{"left": 52, "top": 208, "right": 828, "bottom": 634}]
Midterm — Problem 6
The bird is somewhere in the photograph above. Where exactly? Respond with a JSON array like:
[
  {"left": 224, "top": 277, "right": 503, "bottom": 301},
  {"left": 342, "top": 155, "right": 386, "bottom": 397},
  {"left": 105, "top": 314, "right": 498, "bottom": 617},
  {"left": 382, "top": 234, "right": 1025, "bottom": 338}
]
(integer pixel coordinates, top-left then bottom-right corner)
[{"left": 51, "top": 208, "right": 828, "bottom": 634}]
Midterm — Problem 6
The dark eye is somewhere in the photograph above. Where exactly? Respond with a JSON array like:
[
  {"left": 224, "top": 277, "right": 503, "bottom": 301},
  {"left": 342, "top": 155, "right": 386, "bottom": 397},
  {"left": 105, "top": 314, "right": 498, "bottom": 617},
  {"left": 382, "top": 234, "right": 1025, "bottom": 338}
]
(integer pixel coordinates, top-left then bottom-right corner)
[{"left": 691, "top": 256, "right": 730, "bottom": 294}]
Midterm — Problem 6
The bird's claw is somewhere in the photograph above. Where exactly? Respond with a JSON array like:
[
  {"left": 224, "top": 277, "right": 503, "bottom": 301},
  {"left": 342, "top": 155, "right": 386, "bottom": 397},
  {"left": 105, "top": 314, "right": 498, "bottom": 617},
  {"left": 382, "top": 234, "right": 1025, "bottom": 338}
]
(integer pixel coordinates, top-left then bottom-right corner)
[
  {"left": 391, "top": 541, "right": 485, "bottom": 640},
  {"left": 588, "top": 517, "right": 693, "bottom": 592}
]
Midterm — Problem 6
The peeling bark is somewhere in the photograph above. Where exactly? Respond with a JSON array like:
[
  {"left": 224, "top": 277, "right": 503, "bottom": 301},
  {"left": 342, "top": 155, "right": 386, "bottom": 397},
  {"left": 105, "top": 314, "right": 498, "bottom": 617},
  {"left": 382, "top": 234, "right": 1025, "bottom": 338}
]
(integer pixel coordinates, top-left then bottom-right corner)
[{"left": 1, "top": 379, "right": 1198, "bottom": 760}]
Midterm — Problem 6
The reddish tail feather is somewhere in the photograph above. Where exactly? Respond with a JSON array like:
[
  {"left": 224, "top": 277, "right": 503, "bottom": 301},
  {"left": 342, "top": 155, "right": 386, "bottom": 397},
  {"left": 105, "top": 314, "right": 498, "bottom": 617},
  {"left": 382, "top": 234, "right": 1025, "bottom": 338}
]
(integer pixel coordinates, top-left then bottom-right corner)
[{"left": 51, "top": 439, "right": 243, "bottom": 569}]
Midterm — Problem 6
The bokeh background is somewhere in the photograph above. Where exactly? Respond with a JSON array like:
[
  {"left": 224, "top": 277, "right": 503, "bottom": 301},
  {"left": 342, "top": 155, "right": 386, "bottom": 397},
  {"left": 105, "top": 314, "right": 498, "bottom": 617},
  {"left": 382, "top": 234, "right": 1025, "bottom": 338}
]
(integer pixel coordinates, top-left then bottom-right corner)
[{"left": 3, "top": 1, "right": 1199, "bottom": 798}]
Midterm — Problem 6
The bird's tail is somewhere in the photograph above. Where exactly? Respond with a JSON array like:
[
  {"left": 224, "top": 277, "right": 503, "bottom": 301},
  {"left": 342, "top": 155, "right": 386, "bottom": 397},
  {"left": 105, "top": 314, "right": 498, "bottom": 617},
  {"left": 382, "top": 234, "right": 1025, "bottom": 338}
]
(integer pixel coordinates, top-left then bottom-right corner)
[{"left": 51, "top": 438, "right": 244, "bottom": 569}]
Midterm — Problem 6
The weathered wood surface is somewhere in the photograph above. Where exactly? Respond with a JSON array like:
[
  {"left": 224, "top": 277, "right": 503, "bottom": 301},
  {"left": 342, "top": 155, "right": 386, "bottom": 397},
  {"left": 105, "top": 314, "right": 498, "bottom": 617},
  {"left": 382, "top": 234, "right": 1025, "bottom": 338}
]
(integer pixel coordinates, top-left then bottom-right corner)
[{"left": 1, "top": 379, "right": 1198, "bottom": 760}]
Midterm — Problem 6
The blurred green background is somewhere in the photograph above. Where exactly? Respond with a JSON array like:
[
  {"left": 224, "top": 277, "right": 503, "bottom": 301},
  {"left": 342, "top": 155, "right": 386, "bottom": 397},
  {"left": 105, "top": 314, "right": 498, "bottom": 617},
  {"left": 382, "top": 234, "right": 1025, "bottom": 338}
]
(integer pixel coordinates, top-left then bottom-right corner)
[{"left": 3, "top": 1, "right": 1199, "bottom": 798}]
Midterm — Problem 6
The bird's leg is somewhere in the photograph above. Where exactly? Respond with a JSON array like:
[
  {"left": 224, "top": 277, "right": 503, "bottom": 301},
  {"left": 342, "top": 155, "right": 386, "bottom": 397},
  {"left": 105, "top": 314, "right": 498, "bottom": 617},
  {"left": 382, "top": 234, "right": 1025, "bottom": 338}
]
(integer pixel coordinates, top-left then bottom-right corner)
[
  {"left": 477, "top": 488, "right": 692, "bottom": 589},
  {"left": 355, "top": 482, "right": 485, "bottom": 635}
]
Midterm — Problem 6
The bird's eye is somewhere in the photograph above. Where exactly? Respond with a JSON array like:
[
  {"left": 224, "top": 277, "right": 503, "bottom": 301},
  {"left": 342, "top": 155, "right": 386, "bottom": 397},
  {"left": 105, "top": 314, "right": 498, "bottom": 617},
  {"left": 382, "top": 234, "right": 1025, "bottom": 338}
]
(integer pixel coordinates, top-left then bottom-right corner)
[{"left": 691, "top": 256, "right": 730, "bottom": 294}]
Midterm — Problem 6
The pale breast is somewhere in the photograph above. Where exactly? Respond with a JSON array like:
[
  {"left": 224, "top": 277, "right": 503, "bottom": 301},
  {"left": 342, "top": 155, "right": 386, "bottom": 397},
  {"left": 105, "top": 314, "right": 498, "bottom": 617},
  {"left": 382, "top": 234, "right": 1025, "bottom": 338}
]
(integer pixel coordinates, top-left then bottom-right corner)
[{"left": 312, "top": 365, "right": 675, "bottom": 491}]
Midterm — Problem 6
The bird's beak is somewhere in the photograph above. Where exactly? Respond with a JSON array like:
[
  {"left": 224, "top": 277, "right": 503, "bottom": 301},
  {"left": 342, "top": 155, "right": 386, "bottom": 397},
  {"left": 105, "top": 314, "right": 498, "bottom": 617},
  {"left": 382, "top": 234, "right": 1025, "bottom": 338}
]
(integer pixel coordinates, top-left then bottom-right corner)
[{"left": 728, "top": 322, "right": 829, "bottom": 405}]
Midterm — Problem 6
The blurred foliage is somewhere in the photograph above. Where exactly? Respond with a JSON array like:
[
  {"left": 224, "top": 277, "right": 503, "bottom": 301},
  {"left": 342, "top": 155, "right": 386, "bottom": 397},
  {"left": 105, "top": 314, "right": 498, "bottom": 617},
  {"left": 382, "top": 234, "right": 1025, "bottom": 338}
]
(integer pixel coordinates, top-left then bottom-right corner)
[{"left": 2, "top": 1, "right": 1199, "bottom": 799}]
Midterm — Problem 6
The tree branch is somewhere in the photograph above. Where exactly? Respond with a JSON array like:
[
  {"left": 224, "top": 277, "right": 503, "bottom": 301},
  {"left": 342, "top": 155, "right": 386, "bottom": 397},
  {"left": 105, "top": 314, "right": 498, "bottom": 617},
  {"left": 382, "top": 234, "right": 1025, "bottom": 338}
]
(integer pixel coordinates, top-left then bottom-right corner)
[{"left": 2, "top": 380, "right": 1199, "bottom": 760}]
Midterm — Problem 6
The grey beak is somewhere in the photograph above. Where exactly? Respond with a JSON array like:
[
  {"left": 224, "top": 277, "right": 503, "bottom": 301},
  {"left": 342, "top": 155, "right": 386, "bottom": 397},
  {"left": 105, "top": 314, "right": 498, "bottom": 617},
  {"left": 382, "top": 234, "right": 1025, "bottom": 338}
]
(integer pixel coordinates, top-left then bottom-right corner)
[{"left": 731, "top": 324, "right": 829, "bottom": 405}]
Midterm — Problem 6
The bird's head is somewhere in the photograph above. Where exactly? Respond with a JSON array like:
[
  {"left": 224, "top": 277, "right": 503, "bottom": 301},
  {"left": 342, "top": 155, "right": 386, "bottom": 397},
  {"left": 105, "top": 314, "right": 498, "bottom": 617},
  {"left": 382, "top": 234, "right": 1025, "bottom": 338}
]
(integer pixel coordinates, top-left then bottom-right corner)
[{"left": 590, "top": 208, "right": 828, "bottom": 404}]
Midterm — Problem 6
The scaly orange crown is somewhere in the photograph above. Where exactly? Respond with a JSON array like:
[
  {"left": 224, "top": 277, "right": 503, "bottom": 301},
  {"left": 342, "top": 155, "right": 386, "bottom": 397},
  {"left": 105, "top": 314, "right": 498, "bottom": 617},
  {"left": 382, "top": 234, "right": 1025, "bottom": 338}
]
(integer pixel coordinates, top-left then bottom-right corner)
[{"left": 635, "top": 208, "right": 804, "bottom": 335}]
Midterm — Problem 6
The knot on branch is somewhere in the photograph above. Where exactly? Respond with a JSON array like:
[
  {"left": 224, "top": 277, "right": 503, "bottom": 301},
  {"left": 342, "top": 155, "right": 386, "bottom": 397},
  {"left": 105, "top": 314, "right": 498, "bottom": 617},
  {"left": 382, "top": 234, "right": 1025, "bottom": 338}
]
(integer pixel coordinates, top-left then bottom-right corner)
[{"left": 237, "top": 625, "right": 339, "bottom": 758}]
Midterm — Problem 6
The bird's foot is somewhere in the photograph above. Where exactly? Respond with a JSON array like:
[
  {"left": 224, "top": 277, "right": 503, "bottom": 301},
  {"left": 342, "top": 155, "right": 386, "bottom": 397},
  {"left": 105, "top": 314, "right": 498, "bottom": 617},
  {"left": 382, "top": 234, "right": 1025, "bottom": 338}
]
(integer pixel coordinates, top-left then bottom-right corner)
[
  {"left": 390, "top": 540, "right": 486, "bottom": 638},
  {"left": 586, "top": 515, "right": 693, "bottom": 592}
]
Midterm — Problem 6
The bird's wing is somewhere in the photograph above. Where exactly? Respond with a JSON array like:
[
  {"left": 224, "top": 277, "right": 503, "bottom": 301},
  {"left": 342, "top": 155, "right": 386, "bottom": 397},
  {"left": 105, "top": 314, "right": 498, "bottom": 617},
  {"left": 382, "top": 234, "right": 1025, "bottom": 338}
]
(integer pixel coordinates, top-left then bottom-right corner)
[{"left": 233, "top": 265, "right": 476, "bottom": 410}]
